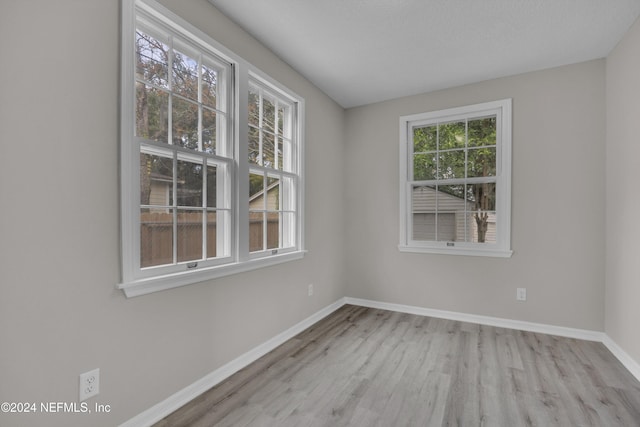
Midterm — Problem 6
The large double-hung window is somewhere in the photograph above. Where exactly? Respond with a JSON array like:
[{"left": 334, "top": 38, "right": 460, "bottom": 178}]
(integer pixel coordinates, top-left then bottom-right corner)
[
  {"left": 399, "top": 99, "right": 512, "bottom": 257},
  {"left": 120, "top": 0, "right": 304, "bottom": 296}
]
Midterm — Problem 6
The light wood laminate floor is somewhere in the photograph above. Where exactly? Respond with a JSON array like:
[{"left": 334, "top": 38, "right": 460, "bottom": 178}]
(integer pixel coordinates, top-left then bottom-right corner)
[{"left": 154, "top": 305, "right": 640, "bottom": 426}]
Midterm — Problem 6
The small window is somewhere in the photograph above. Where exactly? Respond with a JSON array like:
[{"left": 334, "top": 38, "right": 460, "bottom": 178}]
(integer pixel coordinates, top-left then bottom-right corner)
[{"left": 399, "top": 99, "right": 512, "bottom": 257}]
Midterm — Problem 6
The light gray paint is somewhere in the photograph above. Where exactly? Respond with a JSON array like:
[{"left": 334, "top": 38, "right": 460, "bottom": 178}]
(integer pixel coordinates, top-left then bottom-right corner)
[
  {"left": 1, "top": 0, "right": 638, "bottom": 425},
  {"left": 344, "top": 60, "right": 606, "bottom": 331},
  {"left": 605, "top": 16, "right": 640, "bottom": 369},
  {"left": 209, "top": 0, "right": 640, "bottom": 107},
  {"left": 0, "top": 1, "right": 345, "bottom": 426}
]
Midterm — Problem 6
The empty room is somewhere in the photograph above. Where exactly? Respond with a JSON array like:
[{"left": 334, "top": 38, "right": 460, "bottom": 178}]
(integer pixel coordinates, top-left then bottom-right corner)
[{"left": 2, "top": 0, "right": 640, "bottom": 426}]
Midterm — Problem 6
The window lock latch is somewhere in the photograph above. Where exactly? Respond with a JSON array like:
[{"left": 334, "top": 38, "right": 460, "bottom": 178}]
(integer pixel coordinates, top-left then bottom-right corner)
[{"left": 187, "top": 262, "right": 198, "bottom": 269}]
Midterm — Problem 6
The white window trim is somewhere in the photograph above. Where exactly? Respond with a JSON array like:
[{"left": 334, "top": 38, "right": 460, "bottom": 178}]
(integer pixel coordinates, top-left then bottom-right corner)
[
  {"left": 119, "top": 0, "right": 305, "bottom": 297},
  {"left": 246, "top": 75, "right": 302, "bottom": 260},
  {"left": 398, "top": 99, "right": 513, "bottom": 258}
]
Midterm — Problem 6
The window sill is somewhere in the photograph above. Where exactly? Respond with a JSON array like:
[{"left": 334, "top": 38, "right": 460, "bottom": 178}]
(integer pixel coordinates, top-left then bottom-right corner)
[
  {"left": 398, "top": 244, "right": 513, "bottom": 258},
  {"left": 118, "top": 250, "right": 307, "bottom": 297}
]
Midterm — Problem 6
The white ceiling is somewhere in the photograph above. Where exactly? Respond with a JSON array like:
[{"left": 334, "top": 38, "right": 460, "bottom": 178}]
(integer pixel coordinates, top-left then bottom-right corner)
[{"left": 209, "top": 0, "right": 640, "bottom": 108}]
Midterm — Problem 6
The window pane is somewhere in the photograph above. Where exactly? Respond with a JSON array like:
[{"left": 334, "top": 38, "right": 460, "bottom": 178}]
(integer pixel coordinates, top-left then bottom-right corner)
[
  {"left": 140, "top": 208, "right": 173, "bottom": 268},
  {"left": 412, "top": 185, "right": 436, "bottom": 241},
  {"left": 248, "top": 89, "right": 260, "bottom": 127},
  {"left": 464, "top": 183, "right": 497, "bottom": 243},
  {"left": 413, "top": 212, "right": 435, "bottom": 241},
  {"left": 439, "top": 121, "right": 466, "bottom": 150},
  {"left": 172, "top": 49, "right": 198, "bottom": 101},
  {"left": 467, "top": 147, "right": 496, "bottom": 178},
  {"left": 413, "top": 153, "right": 437, "bottom": 181},
  {"left": 411, "top": 183, "right": 497, "bottom": 244},
  {"left": 438, "top": 184, "right": 465, "bottom": 201},
  {"left": 468, "top": 116, "right": 496, "bottom": 147},
  {"left": 249, "top": 172, "right": 264, "bottom": 203},
  {"left": 277, "top": 104, "right": 289, "bottom": 136},
  {"left": 263, "top": 132, "right": 275, "bottom": 168},
  {"left": 438, "top": 150, "right": 465, "bottom": 180},
  {"left": 412, "top": 184, "right": 471, "bottom": 242},
  {"left": 206, "top": 164, "right": 217, "bottom": 208},
  {"left": 136, "top": 83, "right": 168, "bottom": 143},
  {"left": 276, "top": 136, "right": 284, "bottom": 170},
  {"left": 177, "top": 159, "right": 203, "bottom": 207},
  {"left": 282, "top": 212, "right": 296, "bottom": 248},
  {"left": 266, "top": 175, "right": 280, "bottom": 210},
  {"left": 249, "top": 211, "right": 264, "bottom": 252},
  {"left": 263, "top": 94, "right": 276, "bottom": 133},
  {"left": 135, "top": 31, "right": 169, "bottom": 88},
  {"left": 414, "top": 126, "right": 437, "bottom": 152},
  {"left": 140, "top": 151, "right": 173, "bottom": 206},
  {"left": 267, "top": 212, "right": 280, "bottom": 250},
  {"left": 248, "top": 126, "right": 260, "bottom": 165},
  {"left": 436, "top": 184, "right": 465, "bottom": 242},
  {"left": 280, "top": 176, "right": 296, "bottom": 211},
  {"left": 172, "top": 97, "right": 198, "bottom": 149},
  {"left": 206, "top": 210, "right": 217, "bottom": 259},
  {"left": 202, "top": 63, "right": 218, "bottom": 108},
  {"left": 412, "top": 185, "right": 436, "bottom": 212},
  {"left": 466, "top": 182, "right": 496, "bottom": 211},
  {"left": 465, "top": 211, "right": 497, "bottom": 243},
  {"left": 202, "top": 108, "right": 216, "bottom": 154},
  {"left": 177, "top": 210, "right": 202, "bottom": 262},
  {"left": 281, "top": 136, "right": 293, "bottom": 172},
  {"left": 435, "top": 213, "right": 456, "bottom": 242},
  {"left": 210, "top": 209, "right": 230, "bottom": 258}
]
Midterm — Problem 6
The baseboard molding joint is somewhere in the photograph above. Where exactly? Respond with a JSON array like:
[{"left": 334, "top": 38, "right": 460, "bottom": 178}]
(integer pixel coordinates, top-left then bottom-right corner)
[{"left": 601, "top": 334, "right": 640, "bottom": 382}]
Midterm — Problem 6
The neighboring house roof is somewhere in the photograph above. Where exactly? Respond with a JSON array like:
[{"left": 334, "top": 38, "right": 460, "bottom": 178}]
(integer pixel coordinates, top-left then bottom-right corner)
[
  {"left": 249, "top": 181, "right": 279, "bottom": 210},
  {"left": 150, "top": 172, "right": 175, "bottom": 184}
]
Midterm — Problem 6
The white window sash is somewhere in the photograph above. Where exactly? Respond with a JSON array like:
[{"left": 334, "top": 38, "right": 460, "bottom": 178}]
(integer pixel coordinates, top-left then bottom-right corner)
[
  {"left": 398, "top": 99, "right": 512, "bottom": 257},
  {"left": 119, "top": 0, "right": 306, "bottom": 297}
]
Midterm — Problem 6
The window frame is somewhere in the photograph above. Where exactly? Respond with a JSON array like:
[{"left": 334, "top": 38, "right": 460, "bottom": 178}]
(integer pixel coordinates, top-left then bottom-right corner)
[
  {"left": 119, "top": 0, "right": 305, "bottom": 297},
  {"left": 133, "top": 16, "right": 235, "bottom": 278},
  {"left": 247, "top": 78, "right": 300, "bottom": 259},
  {"left": 398, "top": 99, "right": 513, "bottom": 258}
]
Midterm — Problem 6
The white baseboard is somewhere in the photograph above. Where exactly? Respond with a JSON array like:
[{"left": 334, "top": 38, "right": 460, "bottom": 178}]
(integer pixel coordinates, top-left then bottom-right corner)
[
  {"left": 121, "top": 296, "right": 640, "bottom": 426},
  {"left": 344, "top": 297, "right": 605, "bottom": 342},
  {"left": 602, "top": 334, "right": 640, "bottom": 382},
  {"left": 344, "top": 297, "right": 640, "bottom": 384},
  {"left": 119, "top": 297, "right": 348, "bottom": 427}
]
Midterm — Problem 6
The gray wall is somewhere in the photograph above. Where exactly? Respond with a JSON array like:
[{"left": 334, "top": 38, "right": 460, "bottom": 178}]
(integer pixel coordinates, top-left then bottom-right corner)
[
  {"left": 2, "top": 0, "right": 638, "bottom": 425},
  {"left": 344, "top": 60, "right": 606, "bottom": 331},
  {"left": 0, "top": 1, "right": 345, "bottom": 426},
  {"left": 606, "top": 17, "right": 640, "bottom": 366}
]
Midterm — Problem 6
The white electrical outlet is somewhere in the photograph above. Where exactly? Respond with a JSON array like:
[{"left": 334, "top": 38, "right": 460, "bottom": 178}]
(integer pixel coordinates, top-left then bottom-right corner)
[
  {"left": 79, "top": 368, "right": 100, "bottom": 401},
  {"left": 308, "top": 284, "right": 313, "bottom": 296},
  {"left": 516, "top": 288, "right": 527, "bottom": 301}
]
